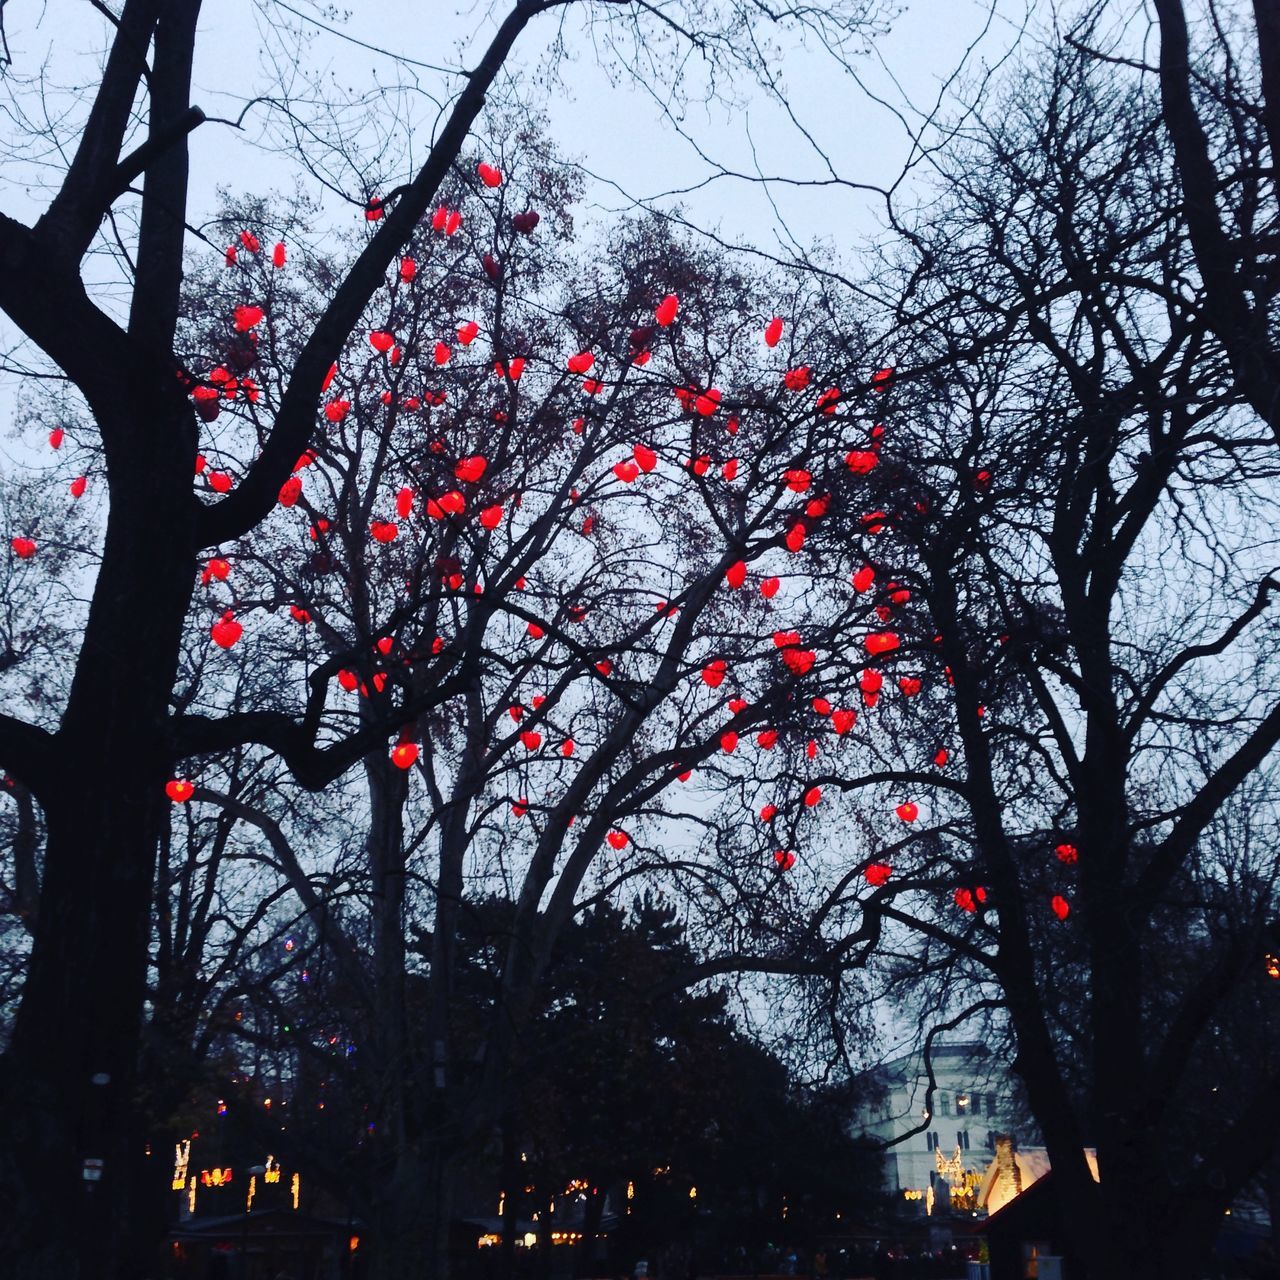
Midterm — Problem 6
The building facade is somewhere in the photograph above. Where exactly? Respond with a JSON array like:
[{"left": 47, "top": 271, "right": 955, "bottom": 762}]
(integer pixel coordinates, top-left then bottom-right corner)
[{"left": 854, "top": 1041, "right": 1037, "bottom": 1212}]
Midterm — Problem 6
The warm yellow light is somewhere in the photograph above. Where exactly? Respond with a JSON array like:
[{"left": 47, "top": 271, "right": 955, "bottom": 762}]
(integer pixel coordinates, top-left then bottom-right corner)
[
  {"left": 172, "top": 1140, "right": 191, "bottom": 1191},
  {"left": 478, "top": 1234, "right": 501, "bottom": 1248},
  {"left": 1266, "top": 954, "right": 1280, "bottom": 979},
  {"left": 187, "top": 1176, "right": 197, "bottom": 1215},
  {"left": 247, "top": 1175, "right": 256, "bottom": 1210},
  {"left": 523, "top": 1233, "right": 538, "bottom": 1248},
  {"left": 291, "top": 1172, "right": 300, "bottom": 1210},
  {"left": 689, "top": 1186, "right": 697, "bottom": 1200},
  {"left": 264, "top": 1156, "right": 281, "bottom": 1184}
]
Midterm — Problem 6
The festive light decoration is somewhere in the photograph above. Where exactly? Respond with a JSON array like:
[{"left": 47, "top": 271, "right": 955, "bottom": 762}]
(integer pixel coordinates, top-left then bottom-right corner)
[{"left": 172, "top": 1140, "right": 191, "bottom": 1191}]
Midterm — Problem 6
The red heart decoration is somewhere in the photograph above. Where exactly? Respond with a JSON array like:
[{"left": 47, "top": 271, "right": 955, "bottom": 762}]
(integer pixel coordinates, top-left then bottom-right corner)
[{"left": 211, "top": 611, "right": 242, "bottom": 649}]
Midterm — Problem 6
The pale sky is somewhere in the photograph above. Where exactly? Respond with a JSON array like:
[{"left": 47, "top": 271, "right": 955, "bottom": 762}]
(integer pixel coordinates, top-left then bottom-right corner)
[{"left": 178, "top": 1, "right": 1030, "bottom": 264}]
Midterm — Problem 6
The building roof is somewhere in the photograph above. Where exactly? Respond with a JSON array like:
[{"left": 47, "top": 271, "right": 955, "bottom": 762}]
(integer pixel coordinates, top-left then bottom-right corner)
[
  {"left": 873, "top": 1040, "right": 994, "bottom": 1078},
  {"left": 978, "top": 1147, "right": 1099, "bottom": 1217}
]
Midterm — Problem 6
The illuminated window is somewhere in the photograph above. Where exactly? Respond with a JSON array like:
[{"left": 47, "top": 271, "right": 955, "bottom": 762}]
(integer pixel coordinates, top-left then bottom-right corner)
[{"left": 956, "top": 1093, "right": 970, "bottom": 1114}]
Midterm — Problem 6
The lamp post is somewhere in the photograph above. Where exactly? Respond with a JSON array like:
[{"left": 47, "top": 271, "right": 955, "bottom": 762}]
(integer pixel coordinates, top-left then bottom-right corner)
[{"left": 241, "top": 1165, "right": 266, "bottom": 1280}]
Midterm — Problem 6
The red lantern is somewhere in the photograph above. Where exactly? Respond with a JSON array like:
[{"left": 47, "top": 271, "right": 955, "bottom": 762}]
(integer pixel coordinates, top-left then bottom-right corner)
[
  {"left": 895, "top": 802, "right": 918, "bottom": 822},
  {"left": 764, "top": 316, "right": 783, "bottom": 347},
  {"left": 391, "top": 743, "right": 419, "bottom": 769},
  {"left": 781, "top": 649, "right": 815, "bottom": 676},
  {"left": 655, "top": 294, "right": 679, "bottom": 327},
  {"left": 233, "top": 305, "right": 264, "bottom": 332},
  {"left": 773, "top": 849, "right": 797, "bottom": 871},
  {"left": 864, "top": 863, "right": 891, "bottom": 886},
  {"left": 165, "top": 780, "right": 195, "bottom": 803},
  {"left": 454, "top": 456, "right": 487, "bottom": 483},
  {"left": 832, "top": 709, "right": 856, "bottom": 735},
  {"left": 211, "top": 611, "right": 243, "bottom": 649}
]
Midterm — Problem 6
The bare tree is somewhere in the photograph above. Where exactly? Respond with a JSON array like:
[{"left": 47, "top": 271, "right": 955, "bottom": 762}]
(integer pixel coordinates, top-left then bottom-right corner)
[
  {"left": 749, "top": 16, "right": 1280, "bottom": 1279},
  {"left": 0, "top": 1, "right": 891, "bottom": 1275}
]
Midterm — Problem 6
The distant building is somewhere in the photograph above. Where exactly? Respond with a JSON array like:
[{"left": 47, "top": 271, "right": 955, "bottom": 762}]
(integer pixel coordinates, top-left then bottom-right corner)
[{"left": 853, "top": 1041, "right": 1038, "bottom": 1213}]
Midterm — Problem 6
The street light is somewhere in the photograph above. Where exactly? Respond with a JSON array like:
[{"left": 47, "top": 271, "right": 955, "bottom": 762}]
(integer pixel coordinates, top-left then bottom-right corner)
[{"left": 241, "top": 1165, "right": 266, "bottom": 1280}]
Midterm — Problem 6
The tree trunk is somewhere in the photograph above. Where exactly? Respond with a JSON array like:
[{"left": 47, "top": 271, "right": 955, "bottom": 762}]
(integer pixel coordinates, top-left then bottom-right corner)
[
  {"left": 0, "top": 434, "right": 197, "bottom": 1279},
  {"left": 364, "top": 1144, "right": 458, "bottom": 1280},
  {"left": 575, "top": 1185, "right": 607, "bottom": 1279}
]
